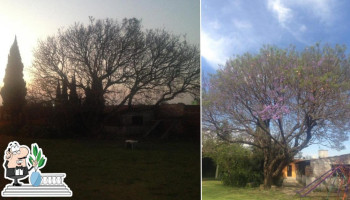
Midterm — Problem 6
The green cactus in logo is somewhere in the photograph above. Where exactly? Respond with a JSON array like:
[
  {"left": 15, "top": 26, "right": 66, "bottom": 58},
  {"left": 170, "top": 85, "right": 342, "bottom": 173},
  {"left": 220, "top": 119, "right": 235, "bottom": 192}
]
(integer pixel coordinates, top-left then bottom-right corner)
[{"left": 29, "top": 144, "right": 47, "bottom": 187}]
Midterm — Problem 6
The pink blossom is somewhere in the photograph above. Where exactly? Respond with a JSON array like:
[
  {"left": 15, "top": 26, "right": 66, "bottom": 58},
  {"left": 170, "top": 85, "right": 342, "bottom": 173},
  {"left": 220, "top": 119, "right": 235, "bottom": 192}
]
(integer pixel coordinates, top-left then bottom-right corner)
[
  {"left": 309, "top": 95, "right": 315, "bottom": 101},
  {"left": 317, "top": 58, "right": 324, "bottom": 67},
  {"left": 257, "top": 103, "right": 290, "bottom": 121}
]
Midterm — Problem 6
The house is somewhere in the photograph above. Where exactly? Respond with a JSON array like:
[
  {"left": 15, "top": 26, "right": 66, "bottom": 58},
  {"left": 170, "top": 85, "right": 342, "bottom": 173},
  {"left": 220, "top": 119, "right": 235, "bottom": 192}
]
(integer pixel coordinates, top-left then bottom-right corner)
[
  {"left": 283, "top": 160, "right": 298, "bottom": 179},
  {"left": 283, "top": 150, "right": 350, "bottom": 187},
  {"left": 104, "top": 104, "right": 200, "bottom": 139},
  {"left": 282, "top": 159, "right": 302, "bottom": 186}
]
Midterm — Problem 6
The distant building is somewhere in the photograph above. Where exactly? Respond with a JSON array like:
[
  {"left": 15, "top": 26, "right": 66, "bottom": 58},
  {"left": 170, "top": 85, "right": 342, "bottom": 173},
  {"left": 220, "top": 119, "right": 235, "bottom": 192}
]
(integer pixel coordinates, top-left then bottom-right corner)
[
  {"left": 104, "top": 104, "right": 200, "bottom": 139},
  {"left": 283, "top": 150, "right": 350, "bottom": 187}
]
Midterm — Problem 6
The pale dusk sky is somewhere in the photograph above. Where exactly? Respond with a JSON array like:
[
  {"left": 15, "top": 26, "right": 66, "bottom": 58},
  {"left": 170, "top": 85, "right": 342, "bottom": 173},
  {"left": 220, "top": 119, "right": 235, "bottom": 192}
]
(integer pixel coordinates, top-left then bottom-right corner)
[{"left": 0, "top": 0, "right": 199, "bottom": 104}]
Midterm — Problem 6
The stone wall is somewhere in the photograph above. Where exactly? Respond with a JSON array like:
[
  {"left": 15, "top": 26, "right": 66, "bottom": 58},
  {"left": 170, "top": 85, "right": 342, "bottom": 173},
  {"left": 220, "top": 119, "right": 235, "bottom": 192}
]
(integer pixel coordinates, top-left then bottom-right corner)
[{"left": 306, "top": 154, "right": 350, "bottom": 189}]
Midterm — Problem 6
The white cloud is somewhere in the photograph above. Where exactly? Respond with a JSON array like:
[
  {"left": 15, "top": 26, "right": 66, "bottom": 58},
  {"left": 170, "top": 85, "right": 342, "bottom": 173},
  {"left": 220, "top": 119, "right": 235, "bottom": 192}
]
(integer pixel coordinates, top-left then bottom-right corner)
[
  {"left": 299, "top": 24, "right": 307, "bottom": 32},
  {"left": 233, "top": 19, "right": 252, "bottom": 29},
  {"left": 201, "top": 28, "right": 262, "bottom": 69},
  {"left": 267, "top": 0, "right": 336, "bottom": 44},
  {"left": 267, "top": 0, "right": 292, "bottom": 26},
  {"left": 268, "top": 0, "right": 336, "bottom": 26},
  {"left": 208, "top": 20, "right": 221, "bottom": 30},
  {"left": 293, "top": 0, "right": 334, "bottom": 24},
  {"left": 201, "top": 31, "right": 230, "bottom": 68}
]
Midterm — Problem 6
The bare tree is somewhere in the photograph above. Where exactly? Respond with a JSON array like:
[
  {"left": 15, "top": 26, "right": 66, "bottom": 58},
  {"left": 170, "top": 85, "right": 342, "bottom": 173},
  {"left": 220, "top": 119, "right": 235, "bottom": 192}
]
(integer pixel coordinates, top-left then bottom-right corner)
[
  {"left": 124, "top": 29, "right": 200, "bottom": 107},
  {"left": 203, "top": 44, "right": 350, "bottom": 188},
  {"left": 29, "top": 17, "right": 199, "bottom": 131}
]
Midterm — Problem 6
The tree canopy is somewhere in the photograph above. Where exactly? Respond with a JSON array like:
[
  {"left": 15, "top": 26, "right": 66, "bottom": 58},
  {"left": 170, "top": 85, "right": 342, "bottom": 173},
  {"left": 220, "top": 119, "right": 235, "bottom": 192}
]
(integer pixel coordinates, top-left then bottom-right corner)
[
  {"left": 203, "top": 44, "right": 350, "bottom": 188},
  {"left": 29, "top": 17, "right": 199, "bottom": 109}
]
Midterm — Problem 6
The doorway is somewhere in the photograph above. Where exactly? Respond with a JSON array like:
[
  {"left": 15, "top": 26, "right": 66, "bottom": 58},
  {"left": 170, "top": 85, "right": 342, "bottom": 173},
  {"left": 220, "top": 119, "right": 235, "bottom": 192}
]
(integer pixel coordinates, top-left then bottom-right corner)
[{"left": 287, "top": 165, "right": 292, "bottom": 177}]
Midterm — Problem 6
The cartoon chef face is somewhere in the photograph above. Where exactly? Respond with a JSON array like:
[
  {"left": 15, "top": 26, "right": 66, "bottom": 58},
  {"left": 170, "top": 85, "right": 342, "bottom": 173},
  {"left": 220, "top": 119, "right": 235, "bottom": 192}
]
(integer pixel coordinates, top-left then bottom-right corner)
[{"left": 5, "top": 142, "right": 29, "bottom": 168}]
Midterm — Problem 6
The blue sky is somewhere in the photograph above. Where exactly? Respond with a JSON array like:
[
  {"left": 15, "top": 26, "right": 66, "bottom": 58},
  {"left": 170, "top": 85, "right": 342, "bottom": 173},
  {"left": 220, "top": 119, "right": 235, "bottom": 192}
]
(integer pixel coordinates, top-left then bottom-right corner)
[{"left": 201, "top": 0, "right": 350, "bottom": 158}]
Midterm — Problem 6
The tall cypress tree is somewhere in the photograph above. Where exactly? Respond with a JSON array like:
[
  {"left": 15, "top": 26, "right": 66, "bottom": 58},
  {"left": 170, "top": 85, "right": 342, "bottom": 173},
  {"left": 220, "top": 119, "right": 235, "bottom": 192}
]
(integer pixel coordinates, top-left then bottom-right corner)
[
  {"left": 62, "top": 79, "right": 68, "bottom": 103},
  {"left": 69, "top": 75, "right": 79, "bottom": 106},
  {"left": 1, "top": 36, "right": 27, "bottom": 120},
  {"left": 55, "top": 80, "right": 61, "bottom": 107}
]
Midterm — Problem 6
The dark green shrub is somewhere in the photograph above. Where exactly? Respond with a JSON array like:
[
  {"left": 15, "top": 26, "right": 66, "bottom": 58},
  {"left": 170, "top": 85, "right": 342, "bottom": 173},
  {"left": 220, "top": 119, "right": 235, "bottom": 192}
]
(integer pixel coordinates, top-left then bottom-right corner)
[{"left": 204, "top": 142, "right": 264, "bottom": 187}]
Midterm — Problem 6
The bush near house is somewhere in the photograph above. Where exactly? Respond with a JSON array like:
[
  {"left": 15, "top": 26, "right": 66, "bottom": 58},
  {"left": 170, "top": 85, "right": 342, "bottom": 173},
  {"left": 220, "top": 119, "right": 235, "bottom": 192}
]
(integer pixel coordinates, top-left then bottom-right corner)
[{"left": 203, "top": 140, "right": 264, "bottom": 187}]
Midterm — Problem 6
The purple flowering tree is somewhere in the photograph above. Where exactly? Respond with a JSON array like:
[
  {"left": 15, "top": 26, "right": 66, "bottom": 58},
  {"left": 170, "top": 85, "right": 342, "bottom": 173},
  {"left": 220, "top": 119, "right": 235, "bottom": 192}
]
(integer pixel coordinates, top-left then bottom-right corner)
[{"left": 203, "top": 44, "right": 350, "bottom": 188}]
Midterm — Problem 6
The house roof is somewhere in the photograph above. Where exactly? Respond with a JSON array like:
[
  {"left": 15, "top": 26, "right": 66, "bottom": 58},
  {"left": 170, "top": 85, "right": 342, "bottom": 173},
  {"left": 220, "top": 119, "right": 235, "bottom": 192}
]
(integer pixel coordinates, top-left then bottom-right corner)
[{"left": 296, "top": 153, "right": 350, "bottom": 163}]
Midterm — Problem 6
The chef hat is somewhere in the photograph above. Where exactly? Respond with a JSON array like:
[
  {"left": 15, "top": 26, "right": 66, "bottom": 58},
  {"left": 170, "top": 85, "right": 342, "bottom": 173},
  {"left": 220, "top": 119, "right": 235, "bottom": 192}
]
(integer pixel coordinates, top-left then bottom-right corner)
[{"left": 8, "top": 141, "right": 20, "bottom": 153}]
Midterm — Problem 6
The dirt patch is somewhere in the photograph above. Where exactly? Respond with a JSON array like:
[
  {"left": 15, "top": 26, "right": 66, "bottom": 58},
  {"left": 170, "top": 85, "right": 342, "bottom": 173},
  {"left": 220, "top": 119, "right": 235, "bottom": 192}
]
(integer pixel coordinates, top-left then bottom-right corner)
[{"left": 281, "top": 186, "right": 302, "bottom": 196}]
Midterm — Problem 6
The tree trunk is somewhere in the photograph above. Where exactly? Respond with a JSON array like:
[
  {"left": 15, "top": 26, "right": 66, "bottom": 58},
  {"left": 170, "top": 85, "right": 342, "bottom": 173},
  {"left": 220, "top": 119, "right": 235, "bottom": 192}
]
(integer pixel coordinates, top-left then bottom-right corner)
[
  {"left": 262, "top": 149, "right": 291, "bottom": 189},
  {"left": 82, "top": 78, "right": 105, "bottom": 135},
  {"left": 263, "top": 167, "right": 273, "bottom": 189},
  {"left": 262, "top": 146, "right": 272, "bottom": 189},
  {"left": 215, "top": 164, "right": 219, "bottom": 179}
]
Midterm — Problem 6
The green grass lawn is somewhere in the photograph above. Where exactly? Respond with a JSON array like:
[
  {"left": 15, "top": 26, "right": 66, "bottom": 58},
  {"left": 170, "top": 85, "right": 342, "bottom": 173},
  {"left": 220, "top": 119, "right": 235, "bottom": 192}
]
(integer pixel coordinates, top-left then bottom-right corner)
[
  {"left": 0, "top": 135, "right": 200, "bottom": 200},
  {"left": 202, "top": 180, "right": 318, "bottom": 200}
]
